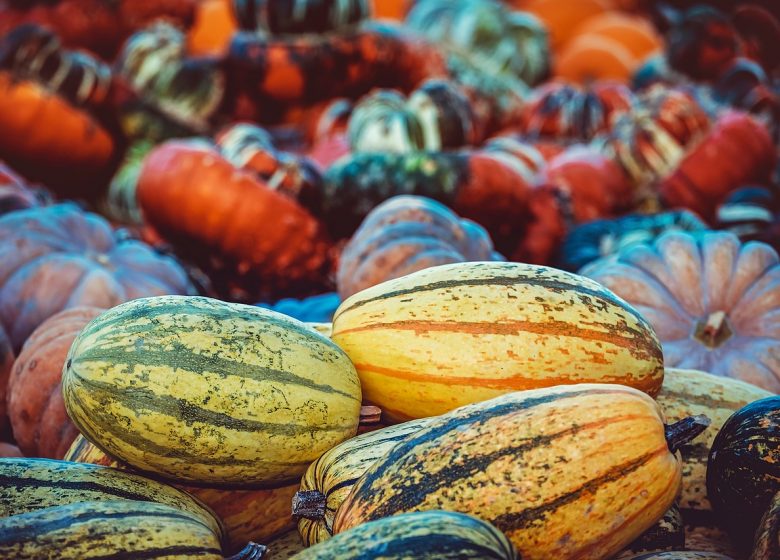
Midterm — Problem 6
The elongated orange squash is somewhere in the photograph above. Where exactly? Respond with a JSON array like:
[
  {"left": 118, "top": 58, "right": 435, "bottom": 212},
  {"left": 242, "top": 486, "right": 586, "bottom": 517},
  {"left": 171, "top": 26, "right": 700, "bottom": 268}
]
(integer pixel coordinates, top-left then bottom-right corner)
[
  {"left": 331, "top": 261, "right": 663, "bottom": 421},
  {"left": 334, "top": 383, "right": 708, "bottom": 559}
]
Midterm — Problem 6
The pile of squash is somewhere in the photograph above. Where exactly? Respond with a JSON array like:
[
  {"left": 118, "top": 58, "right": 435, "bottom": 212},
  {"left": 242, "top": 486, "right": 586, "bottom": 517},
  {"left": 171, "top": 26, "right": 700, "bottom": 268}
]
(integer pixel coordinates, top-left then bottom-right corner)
[{"left": 0, "top": 0, "right": 778, "bottom": 559}]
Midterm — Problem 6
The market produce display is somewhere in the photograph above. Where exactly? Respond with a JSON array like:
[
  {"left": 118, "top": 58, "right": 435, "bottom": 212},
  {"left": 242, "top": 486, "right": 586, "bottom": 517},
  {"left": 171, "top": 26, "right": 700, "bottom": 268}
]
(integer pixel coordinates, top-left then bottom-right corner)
[{"left": 0, "top": 1, "right": 778, "bottom": 559}]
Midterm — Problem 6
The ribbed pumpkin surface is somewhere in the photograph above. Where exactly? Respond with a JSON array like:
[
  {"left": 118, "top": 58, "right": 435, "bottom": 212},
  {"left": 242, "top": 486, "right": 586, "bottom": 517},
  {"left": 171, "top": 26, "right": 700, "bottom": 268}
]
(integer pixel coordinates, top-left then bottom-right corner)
[
  {"left": 62, "top": 295, "right": 362, "bottom": 486},
  {"left": 334, "top": 383, "right": 684, "bottom": 559},
  {"left": 332, "top": 261, "right": 663, "bottom": 420}
]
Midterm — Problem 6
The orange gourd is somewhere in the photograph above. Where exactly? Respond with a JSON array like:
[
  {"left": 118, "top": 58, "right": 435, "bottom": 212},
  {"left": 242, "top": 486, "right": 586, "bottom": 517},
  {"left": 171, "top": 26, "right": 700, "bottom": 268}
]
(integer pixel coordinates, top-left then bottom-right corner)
[
  {"left": 515, "top": 0, "right": 611, "bottom": 50},
  {"left": 571, "top": 12, "right": 662, "bottom": 59},
  {"left": 554, "top": 34, "right": 637, "bottom": 84},
  {"left": 187, "top": 0, "right": 237, "bottom": 56}
]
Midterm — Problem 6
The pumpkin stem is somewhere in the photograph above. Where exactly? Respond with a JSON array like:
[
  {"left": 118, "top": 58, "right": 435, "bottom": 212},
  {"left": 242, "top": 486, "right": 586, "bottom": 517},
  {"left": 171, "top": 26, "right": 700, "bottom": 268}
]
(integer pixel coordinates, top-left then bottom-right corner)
[
  {"left": 225, "top": 542, "right": 267, "bottom": 560},
  {"left": 359, "top": 405, "right": 382, "bottom": 426},
  {"left": 693, "top": 311, "right": 732, "bottom": 348},
  {"left": 665, "top": 415, "right": 711, "bottom": 453},
  {"left": 292, "top": 490, "right": 327, "bottom": 519}
]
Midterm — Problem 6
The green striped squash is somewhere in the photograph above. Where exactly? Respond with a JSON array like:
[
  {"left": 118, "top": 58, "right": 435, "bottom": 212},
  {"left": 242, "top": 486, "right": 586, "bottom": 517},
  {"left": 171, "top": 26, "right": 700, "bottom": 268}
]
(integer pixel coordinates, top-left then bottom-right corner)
[
  {"left": 62, "top": 295, "right": 362, "bottom": 487},
  {"left": 335, "top": 384, "right": 697, "bottom": 560},
  {"left": 655, "top": 369, "right": 773, "bottom": 517},
  {"left": 265, "top": 529, "right": 306, "bottom": 559},
  {"left": 292, "top": 510, "right": 518, "bottom": 559},
  {"left": 751, "top": 491, "right": 780, "bottom": 560},
  {"left": 0, "top": 500, "right": 226, "bottom": 559},
  {"left": 331, "top": 261, "right": 664, "bottom": 421},
  {"left": 295, "top": 418, "right": 432, "bottom": 545},
  {"left": 0, "top": 458, "right": 223, "bottom": 540}
]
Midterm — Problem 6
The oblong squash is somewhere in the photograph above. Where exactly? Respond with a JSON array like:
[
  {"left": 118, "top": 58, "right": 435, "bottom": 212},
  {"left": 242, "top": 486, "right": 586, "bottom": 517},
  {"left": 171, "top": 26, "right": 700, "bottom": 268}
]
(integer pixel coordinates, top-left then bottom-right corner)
[
  {"left": 65, "top": 429, "right": 299, "bottom": 552},
  {"left": 295, "top": 418, "right": 432, "bottom": 545},
  {"left": 0, "top": 500, "right": 225, "bottom": 560},
  {"left": 62, "top": 295, "right": 362, "bottom": 487},
  {"left": 334, "top": 384, "right": 699, "bottom": 560},
  {"left": 331, "top": 261, "right": 663, "bottom": 420},
  {"left": 614, "top": 503, "right": 684, "bottom": 559},
  {"left": 292, "top": 510, "right": 518, "bottom": 559},
  {"left": 655, "top": 369, "right": 773, "bottom": 516}
]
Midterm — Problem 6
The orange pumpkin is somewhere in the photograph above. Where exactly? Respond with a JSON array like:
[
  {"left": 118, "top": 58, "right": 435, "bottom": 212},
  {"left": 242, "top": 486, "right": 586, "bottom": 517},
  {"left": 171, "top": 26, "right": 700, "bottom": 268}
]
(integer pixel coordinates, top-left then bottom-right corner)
[
  {"left": 136, "top": 140, "right": 333, "bottom": 300},
  {"left": 554, "top": 34, "right": 638, "bottom": 84},
  {"left": 187, "top": 0, "right": 237, "bottom": 56},
  {"left": 570, "top": 12, "right": 662, "bottom": 60},
  {"left": 8, "top": 307, "right": 103, "bottom": 459},
  {"left": 584, "top": 231, "right": 780, "bottom": 393},
  {"left": 515, "top": 0, "right": 611, "bottom": 50}
]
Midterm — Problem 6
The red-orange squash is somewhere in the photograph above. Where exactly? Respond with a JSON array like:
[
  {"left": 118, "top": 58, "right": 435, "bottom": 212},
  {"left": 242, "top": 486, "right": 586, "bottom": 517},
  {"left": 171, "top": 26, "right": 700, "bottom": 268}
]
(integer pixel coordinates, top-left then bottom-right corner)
[
  {"left": 8, "top": 307, "right": 103, "bottom": 459},
  {"left": 584, "top": 230, "right": 780, "bottom": 393}
]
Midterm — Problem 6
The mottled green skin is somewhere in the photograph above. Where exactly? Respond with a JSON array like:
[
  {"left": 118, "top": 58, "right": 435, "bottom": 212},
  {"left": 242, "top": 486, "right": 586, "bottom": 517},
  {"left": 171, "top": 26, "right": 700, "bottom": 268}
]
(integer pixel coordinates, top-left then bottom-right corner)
[
  {"left": 321, "top": 152, "right": 468, "bottom": 238},
  {"left": 291, "top": 511, "right": 518, "bottom": 560},
  {"left": 707, "top": 396, "right": 780, "bottom": 550}
]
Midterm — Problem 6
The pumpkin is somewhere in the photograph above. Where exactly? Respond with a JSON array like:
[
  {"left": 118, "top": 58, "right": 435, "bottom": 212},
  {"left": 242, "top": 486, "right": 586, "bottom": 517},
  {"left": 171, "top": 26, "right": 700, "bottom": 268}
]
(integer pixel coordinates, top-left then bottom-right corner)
[
  {"left": 732, "top": 5, "right": 780, "bottom": 76},
  {"left": 513, "top": 145, "right": 635, "bottom": 265},
  {"left": 659, "top": 110, "right": 776, "bottom": 221},
  {"left": 0, "top": 442, "right": 22, "bottom": 457},
  {"left": 570, "top": 12, "right": 662, "bottom": 60},
  {"left": 187, "top": 0, "right": 237, "bottom": 56},
  {"left": 0, "top": 324, "right": 13, "bottom": 439},
  {"left": 554, "top": 34, "right": 638, "bottom": 84},
  {"left": 520, "top": 81, "right": 635, "bottom": 140},
  {"left": 584, "top": 230, "right": 780, "bottom": 393},
  {"left": 0, "top": 203, "right": 196, "bottom": 353},
  {"left": 136, "top": 140, "right": 333, "bottom": 300},
  {"left": 233, "top": 0, "right": 370, "bottom": 34},
  {"left": 0, "top": 163, "right": 44, "bottom": 217},
  {"left": 665, "top": 6, "right": 738, "bottom": 82},
  {"left": 517, "top": 0, "right": 611, "bottom": 51},
  {"left": 710, "top": 58, "right": 779, "bottom": 131},
  {"left": 716, "top": 186, "right": 780, "bottom": 253},
  {"left": 707, "top": 396, "right": 780, "bottom": 551},
  {"left": 7, "top": 307, "right": 103, "bottom": 459},
  {"left": 558, "top": 211, "right": 708, "bottom": 272},
  {"left": 0, "top": 25, "right": 116, "bottom": 198},
  {"left": 337, "top": 195, "right": 502, "bottom": 299}
]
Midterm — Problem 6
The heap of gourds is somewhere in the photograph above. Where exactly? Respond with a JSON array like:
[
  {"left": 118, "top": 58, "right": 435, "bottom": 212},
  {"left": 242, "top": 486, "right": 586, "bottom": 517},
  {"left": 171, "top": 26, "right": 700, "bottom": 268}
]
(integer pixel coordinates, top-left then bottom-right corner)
[{"left": 0, "top": 0, "right": 778, "bottom": 559}]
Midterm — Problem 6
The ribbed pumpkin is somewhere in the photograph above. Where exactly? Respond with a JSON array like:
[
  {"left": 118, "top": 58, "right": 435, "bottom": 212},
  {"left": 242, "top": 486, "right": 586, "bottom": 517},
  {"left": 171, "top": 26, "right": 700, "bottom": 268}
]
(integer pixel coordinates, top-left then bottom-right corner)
[
  {"left": 64, "top": 434, "right": 299, "bottom": 553},
  {"left": 665, "top": 6, "right": 738, "bottom": 82},
  {"left": 0, "top": 203, "right": 196, "bottom": 353},
  {"left": 707, "top": 396, "right": 780, "bottom": 550},
  {"left": 584, "top": 231, "right": 780, "bottom": 393},
  {"left": 0, "top": 442, "right": 22, "bottom": 457},
  {"left": 517, "top": 0, "right": 611, "bottom": 51},
  {"left": 62, "top": 296, "right": 361, "bottom": 486},
  {"left": 654, "top": 369, "right": 773, "bottom": 518},
  {"left": 298, "top": 510, "right": 518, "bottom": 559},
  {"left": 334, "top": 384, "right": 706, "bottom": 559},
  {"left": 136, "top": 140, "right": 332, "bottom": 300},
  {"left": 521, "top": 81, "right": 635, "bottom": 140},
  {"left": 716, "top": 186, "right": 780, "bottom": 252},
  {"left": 0, "top": 163, "right": 43, "bottom": 217},
  {"left": 554, "top": 34, "right": 638, "bottom": 84},
  {"left": 295, "top": 418, "right": 432, "bottom": 545},
  {"left": 7, "top": 307, "right": 103, "bottom": 459},
  {"left": 332, "top": 261, "right": 663, "bottom": 421},
  {"left": 337, "top": 196, "right": 502, "bottom": 299},
  {"left": 571, "top": 12, "right": 662, "bottom": 60}
]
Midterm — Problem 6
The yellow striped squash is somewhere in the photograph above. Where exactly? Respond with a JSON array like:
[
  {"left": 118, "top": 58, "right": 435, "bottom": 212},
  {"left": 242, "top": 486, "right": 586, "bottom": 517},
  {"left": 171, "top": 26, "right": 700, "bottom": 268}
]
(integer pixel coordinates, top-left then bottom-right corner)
[
  {"left": 0, "top": 500, "right": 229, "bottom": 559},
  {"left": 305, "top": 322, "right": 332, "bottom": 337},
  {"left": 62, "top": 295, "right": 362, "bottom": 486},
  {"left": 0, "top": 458, "right": 223, "bottom": 540},
  {"left": 334, "top": 384, "right": 701, "bottom": 560},
  {"left": 64, "top": 433, "right": 298, "bottom": 553},
  {"left": 265, "top": 529, "right": 306, "bottom": 559},
  {"left": 295, "top": 418, "right": 432, "bottom": 545},
  {"left": 331, "top": 261, "right": 663, "bottom": 421},
  {"left": 655, "top": 369, "right": 773, "bottom": 515},
  {"left": 614, "top": 503, "right": 684, "bottom": 559},
  {"left": 292, "top": 511, "right": 518, "bottom": 559}
]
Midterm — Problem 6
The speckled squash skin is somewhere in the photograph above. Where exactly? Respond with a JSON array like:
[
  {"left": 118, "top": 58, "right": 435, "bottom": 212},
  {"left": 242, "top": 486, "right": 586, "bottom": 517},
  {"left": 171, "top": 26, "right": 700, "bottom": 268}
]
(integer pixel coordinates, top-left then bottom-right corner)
[
  {"left": 614, "top": 503, "right": 684, "bottom": 559},
  {"left": 332, "top": 261, "right": 663, "bottom": 421},
  {"left": 296, "top": 510, "right": 518, "bottom": 559},
  {"left": 64, "top": 433, "right": 300, "bottom": 553},
  {"left": 654, "top": 369, "right": 773, "bottom": 516},
  {"left": 751, "top": 491, "right": 780, "bottom": 560},
  {"left": 62, "top": 295, "right": 362, "bottom": 487},
  {"left": 334, "top": 384, "right": 686, "bottom": 560},
  {"left": 265, "top": 529, "right": 306, "bottom": 559},
  {"left": 296, "top": 418, "right": 432, "bottom": 545},
  {"left": 707, "top": 396, "right": 780, "bottom": 550}
]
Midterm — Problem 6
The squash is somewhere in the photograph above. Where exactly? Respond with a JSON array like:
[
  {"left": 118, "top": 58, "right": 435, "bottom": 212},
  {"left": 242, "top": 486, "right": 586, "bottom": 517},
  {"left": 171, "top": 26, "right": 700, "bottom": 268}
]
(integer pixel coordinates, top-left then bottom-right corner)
[
  {"left": 557, "top": 211, "right": 708, "bottom": 272},
  {"left": 0, "top": 324, "right": 12, "bottom": 438},
  {"left": 614, "top": 503, "right": 684, "bottom": 559},
  {"left": 0, "top": 163, "right": 43, "bottom": 217},
  {"left": 623, "top": 553, "right": 734, "bottom": 560},
  {"left": 554, "top": 34, "right": 638, "bottom": 84},
  {"left": 570, "top": 12, "right": 662, "bottom": 60},
  {"left": 332, "top": 261, "right": 663, "bottom": 421},
  {"left": 347, "top": 90, "right": 426, "bottom": 154},
  {"left": 751, "top": 491, "right": 780, "bottom": 560},
  {"left": 707, "top": 396, "right": 780, "bottom": 550},
  {"left": 0, "top": 203, "right": 196, "bottom": 353},
  {"left": 654, "top": 369, "right": 773, "bottom": 517},
  {"left": 583, "top": 231, "right": 780, "bottom": 393},
  {"left": 233, "top": 0, "right": 369, "bottom": 34},
  {"left": 715, "top": 186, "right": 780, "bottom": 253},
  {"left": 264, "top": 529, "right": 306, "bottom": 559},
  {"left": 295, "top": 418, "right": 432, "bottom": 545},
  {"left": 296, "top": 510, "right": 517, "bottom": 559},
  {"left": 337, "top": 195, "right": 502, "bottom": 299},
  {"left": 0, "top": 442, "right": 22, "bottom": 457},
  {"left": 64, "top": 434, "right": 299, "bottom": 553},
  {"left": 333, "top": 383, "right": 708, "bottom": 559},
  {"left": 684, "top": 524, "right": 740, "bottom": 558},
  {"left": 518, "top": 0, "right": 611, "bottom": 51},
  {"left": 7, "top": 307, "right": 104, "bottom": 459},
  {"left": 665, "top": 6, "right": 738, "bottom": 82},
  {"left": 62, "top": 295, "right": 361, "bottom": 486},
  {"left": 187, "top": 0, "right": 237, "bottom": 57},
  {"left": 136, "top": 140, "right": 333, "bottom": 300}
]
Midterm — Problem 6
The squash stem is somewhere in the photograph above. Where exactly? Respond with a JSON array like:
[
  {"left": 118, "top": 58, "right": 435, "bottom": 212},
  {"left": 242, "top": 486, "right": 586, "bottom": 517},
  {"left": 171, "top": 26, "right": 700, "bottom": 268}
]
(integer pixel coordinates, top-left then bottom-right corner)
[
  {"left": 665, "top": 415, "right": 711, "bottom": 453},
  {"left": 360, "top": 405, "right": 382, "bottom": 426},
  {"left": 225, "top": 542, "right": 267, "bottom": 560},
  {"left": 693, "top": 310, "right": 732, "bottom": 348},
  {"left": 292, "top": 490, "right": 327, "bottom": 519}
]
